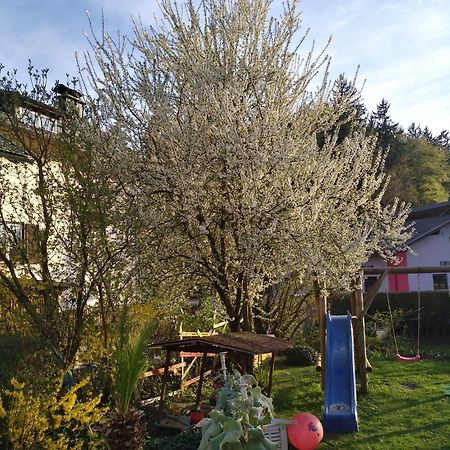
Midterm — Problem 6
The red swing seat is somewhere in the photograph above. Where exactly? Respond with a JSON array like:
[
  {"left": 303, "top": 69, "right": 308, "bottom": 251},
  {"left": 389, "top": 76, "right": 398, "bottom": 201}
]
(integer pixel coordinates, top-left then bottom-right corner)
[{"left": 395, "top": 353, "right": 421, "bottom": 363}]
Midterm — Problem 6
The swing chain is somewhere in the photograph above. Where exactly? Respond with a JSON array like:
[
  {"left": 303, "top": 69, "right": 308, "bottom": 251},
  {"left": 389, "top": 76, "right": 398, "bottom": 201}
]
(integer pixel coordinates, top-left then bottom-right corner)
[
  {"left": 387, "top": 272, "right": 421, "bottom": 358},
  {"left": 386, "top": 289, "right": 399, "bottom": 355},
  {"left": 416, "top": 273, "right": 421, "bottom": 356}
]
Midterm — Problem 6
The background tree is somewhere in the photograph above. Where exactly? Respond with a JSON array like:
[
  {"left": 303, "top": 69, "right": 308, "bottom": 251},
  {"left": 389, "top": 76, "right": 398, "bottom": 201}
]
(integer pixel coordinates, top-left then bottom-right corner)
[
  {"left": 83, "top": 0, "right": 411, "bottom": 333},
  {"left": 434, "top": 129, "right": 450, "bottom": 150},
  {"left": 328, "top": 73, "right": 367, "bottom": 145},
  {"left": 369, "top": 98, "right": 402, "bottom": 155},
  {"left": 407, "top": 122, "right": 450, "bottom": 150},
  {"left": 253, "top": 274, "right": 314, "bottom": 339},
  {"left": 383, "top": 136, "right": 450, "bottom": 206}
]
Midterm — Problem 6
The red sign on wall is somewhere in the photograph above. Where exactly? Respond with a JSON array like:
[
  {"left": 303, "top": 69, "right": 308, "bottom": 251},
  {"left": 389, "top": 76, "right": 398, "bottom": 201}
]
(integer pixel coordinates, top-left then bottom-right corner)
[{"left": 388, "top": 251, "right": 409, "bottom": 292}]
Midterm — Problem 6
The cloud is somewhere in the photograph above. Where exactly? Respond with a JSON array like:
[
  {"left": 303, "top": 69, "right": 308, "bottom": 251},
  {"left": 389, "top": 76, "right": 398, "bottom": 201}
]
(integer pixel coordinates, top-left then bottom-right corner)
[
  {"left": 298, "top": 0, "right": 450, "bottom": 132},
  {"left": 1, "top": 0, "right": 449, "bottom": 133}
]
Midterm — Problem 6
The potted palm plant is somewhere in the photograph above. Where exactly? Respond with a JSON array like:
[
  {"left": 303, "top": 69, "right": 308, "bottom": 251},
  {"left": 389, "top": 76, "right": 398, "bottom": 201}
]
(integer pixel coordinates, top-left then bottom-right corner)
[{"left": 103, "top": 311, "right": 157, "bottom": 450}]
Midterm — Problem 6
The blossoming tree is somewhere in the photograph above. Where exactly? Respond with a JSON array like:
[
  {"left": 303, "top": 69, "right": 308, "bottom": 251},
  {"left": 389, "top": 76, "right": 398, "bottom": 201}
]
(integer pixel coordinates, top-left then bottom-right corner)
[{"left": 84, "top": 0, "right": 411, "bottom": 332}]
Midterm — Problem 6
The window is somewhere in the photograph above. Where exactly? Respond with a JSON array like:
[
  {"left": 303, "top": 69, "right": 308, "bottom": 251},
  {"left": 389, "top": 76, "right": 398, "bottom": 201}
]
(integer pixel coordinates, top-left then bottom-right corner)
[
  {"left": 0, "top": 222, "right": 24, "bottom": 244},
  {"left": 16, "top": 106, "right": 59, "bottom": 133},
  {"left": 0, "top": 222, "right": 39, "bottom": 263},
  {"left": 0, "top": 222, "right": 24, "bottom": 261},
  {"left": 433, "top": 274, "right": 448, "bottom": 291},
  {"left": 364, "top": 276, "right": 378, "bottom": 292}
]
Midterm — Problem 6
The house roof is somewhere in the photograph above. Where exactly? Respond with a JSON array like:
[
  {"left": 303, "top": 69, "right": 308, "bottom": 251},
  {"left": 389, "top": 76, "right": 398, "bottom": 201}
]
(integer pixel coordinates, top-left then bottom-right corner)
[
  {"left": 407, "top": 215, "right": 450, "bottom": 245},
  {"left": 409, "top": 201, "right": 450, "bottom": 219},
  {"left": 0, "top": 86, "right": 79, "bottom": 161},
  {"left": 150, "top": 332, "right": 292, "bottom": 355},
  {"left": 405, "top": 201, "right": 450, "bottom": 245},
  {"left": 0, "top": 134, "right": 29, "bottom": 160},
  {"left": 0, "top": 89, "right": 61, "bottom": 118}
]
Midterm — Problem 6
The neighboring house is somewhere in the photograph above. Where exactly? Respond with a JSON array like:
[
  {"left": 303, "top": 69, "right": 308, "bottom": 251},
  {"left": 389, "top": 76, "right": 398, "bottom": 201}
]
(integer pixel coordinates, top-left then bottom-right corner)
[
  {"left": 0, "top": 84, "right": 83, "bottom": 278},
  {"left": 0, "top": 90, "right": 55, "bottom": 263},
  {"left": 364, "top": 201, "right": 450, "bottom": 293}
]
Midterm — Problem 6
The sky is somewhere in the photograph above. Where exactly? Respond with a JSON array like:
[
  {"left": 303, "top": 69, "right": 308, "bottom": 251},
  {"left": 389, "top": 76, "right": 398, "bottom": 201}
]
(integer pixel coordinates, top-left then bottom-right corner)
[{"left": 1, "top": 0, "right": 449, "bottom": 134}]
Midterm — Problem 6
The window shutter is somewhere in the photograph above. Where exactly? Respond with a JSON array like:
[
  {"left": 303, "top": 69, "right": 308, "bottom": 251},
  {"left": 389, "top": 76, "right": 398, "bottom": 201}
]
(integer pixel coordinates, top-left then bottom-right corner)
[{"left": 24, "top": 223, "right": 40, "bottom": 263}]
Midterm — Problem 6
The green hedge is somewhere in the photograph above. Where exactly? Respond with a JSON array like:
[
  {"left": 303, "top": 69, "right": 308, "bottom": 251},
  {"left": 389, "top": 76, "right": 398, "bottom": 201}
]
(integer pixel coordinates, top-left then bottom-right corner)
[
  {"left": 281, "top": 345, "right": 317, "bottom": 367},
  {"left": 331, "top": 291, "right": 450, "bottom": 337}
]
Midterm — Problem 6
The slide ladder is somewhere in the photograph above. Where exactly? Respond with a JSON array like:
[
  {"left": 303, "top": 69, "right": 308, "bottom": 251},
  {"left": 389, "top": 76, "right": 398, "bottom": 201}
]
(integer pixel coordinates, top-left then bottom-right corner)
[{"left": 323, "top": 313, "right": 358, "bottom": 433}]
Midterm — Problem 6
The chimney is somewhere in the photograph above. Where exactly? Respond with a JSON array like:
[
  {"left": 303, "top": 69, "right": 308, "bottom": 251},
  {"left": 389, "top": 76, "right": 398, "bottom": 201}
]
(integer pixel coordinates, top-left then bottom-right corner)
[{"left": 53, "top": 83, "right": 84, "bottom": 118}]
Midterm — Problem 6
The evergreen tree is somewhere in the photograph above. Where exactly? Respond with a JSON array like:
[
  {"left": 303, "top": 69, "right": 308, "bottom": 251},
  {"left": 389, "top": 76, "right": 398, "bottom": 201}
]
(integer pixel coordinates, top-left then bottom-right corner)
[
  {"left": 369, "top": 99, "right": 402, "bottom": 152},
  {"left": 407, "top": 122, "right": 422, "bottom": 139},
  {"left": 434, "top": 130, "right": 450, "bottom": 150},
  {"left": 407, "top": 122, "right": 450, "bottom": 151},
  {"left": 330, "top": 74, "right": 367, "bottom": 144},
  {"left": 422, "top": 126, "right": 433, "bottom": 142}
]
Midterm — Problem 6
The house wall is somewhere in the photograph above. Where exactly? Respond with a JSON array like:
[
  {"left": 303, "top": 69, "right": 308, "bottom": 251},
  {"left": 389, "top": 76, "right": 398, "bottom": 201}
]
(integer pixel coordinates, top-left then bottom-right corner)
[
  {"left": 0, "top": 153, "right": 68, "bottom": 275},
  {"left": 365, "top": 223, "right": 450, "bottom": 293},
  {"left": 388, "top": 251, "right": 409, "bottom": 292},
  {"left": 407, "top": 223, "right": 450, "bottom": 292},
  {"left": 363, "top": 255, "right": 388, "bottom": 292}
]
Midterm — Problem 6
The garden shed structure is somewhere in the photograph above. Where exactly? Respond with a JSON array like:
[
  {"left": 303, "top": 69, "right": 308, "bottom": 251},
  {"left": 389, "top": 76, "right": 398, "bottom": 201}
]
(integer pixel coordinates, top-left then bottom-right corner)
[{"left": 151, "top": 332, "right": 291, "bottom": 410}]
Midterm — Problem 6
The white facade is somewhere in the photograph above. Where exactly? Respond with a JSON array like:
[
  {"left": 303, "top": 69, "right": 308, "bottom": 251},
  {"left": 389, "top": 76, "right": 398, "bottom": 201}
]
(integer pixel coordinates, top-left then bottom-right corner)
[
  {"left": 407, "top": 223, "right": 450, "bottom": 291},
  {"left": 364, "top": 222, "right": 450, "bottom": 293}
]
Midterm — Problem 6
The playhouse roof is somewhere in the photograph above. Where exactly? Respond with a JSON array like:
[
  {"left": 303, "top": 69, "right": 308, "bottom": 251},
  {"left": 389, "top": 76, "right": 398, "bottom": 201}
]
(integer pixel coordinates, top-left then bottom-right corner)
[{"left": 150, "top": 332, "right": 291, "bottom": 355}]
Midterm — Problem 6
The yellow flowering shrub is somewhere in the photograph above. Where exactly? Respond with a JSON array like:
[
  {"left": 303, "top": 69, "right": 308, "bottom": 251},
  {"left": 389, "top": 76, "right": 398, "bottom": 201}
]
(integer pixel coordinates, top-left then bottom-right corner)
[
  {"left": 1, "top": 376, "right": 108, "bottom": 449},
  {"left": 0, "top": 396, "right": 5, "bottom": 418}
]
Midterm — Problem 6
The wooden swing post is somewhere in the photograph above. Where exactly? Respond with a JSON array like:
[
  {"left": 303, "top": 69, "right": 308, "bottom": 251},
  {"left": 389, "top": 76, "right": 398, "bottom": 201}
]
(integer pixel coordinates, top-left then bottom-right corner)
[
  {"left": 314, "top": 280, "right": 327, "bottom": 391},
  {"left": 353, "top": 274, "right": 368, "bottom": 395}
]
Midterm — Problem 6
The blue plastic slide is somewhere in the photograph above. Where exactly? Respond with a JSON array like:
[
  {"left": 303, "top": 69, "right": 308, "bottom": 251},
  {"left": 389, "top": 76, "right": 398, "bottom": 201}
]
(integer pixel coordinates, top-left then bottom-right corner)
[{"left": 323, "top": 313, "right": 358, "bottom": 433}]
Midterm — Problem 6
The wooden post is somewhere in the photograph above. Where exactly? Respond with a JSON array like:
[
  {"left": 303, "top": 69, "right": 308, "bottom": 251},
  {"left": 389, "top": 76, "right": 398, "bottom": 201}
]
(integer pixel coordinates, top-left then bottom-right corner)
[
  {"left": 362, "top": 269, "right": 388, "bottom": 317},
  {"left": 315, "top": 352, "right": 322, "bottom": 372},
  {"left": 179, "top": 322, "right": 184, "bottom": 382},
  {"left": 195, "top": 352, "right": 208, "bottom": 408},
  {"left": 354, "top": 276, "right": 368, "bottom": 394},
  {"left": 159, "top": 349, "right": 172, "bottom": 412},
  {"left": 314, "top": 280, "right": 327, "bottom": 391},
  {"left": 350, "top": 290, "right": 358, "bottom": 368},
  {"left": 350, "top": 291, "right": 357, "bottom": 319},
  {"left": 267, "top": 352, "right": 276, "bottom": 397},
  {"left": 313, "top": 279, "right": 321, "bottom": 319}
]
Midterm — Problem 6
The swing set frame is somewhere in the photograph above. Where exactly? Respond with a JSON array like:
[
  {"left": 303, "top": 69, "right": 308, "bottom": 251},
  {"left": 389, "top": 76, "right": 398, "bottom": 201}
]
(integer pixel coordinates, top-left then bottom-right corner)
[{"left": 316, "top": 265, "right": 450, "bottom": 394}]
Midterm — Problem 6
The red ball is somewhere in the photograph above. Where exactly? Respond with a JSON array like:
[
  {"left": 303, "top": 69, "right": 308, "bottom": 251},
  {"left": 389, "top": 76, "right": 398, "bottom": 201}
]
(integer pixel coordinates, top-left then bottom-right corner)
[{"left": 287, "top": 412, "right": 323, "bottom": 450}]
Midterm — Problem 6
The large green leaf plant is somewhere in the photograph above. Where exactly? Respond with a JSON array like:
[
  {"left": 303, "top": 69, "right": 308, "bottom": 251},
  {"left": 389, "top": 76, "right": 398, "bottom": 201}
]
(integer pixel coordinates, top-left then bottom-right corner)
[{"left": 199, "top": 372, "right": 277, "bottom": 450}]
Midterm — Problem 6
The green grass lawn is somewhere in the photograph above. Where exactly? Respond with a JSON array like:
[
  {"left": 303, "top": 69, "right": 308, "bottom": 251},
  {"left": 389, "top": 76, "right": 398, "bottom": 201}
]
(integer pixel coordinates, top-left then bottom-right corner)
[{"left": 272, "top": 352, "right": 450, "bottom": 449}]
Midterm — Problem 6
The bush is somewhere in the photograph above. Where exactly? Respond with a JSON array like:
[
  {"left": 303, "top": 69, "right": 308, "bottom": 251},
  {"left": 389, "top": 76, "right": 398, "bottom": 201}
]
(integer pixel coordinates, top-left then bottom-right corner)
[
  {"left": 282, "top": 345, "right": 317, "bottom": 366},
  {"left": 0, "top": 376, "right": 107, "bottom": 449},
  {"left": 301, "top": 320, "right": 320, "bottom": 352},
  {"left": 331, "top": 291, "right": 450, "bottom": 338}
]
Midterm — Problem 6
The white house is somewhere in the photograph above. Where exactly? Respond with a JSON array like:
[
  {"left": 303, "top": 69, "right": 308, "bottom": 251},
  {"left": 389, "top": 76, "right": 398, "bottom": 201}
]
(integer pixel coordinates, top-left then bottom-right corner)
[
  {"left": 0, "top": 85, "right": 83, "bottom": 269},
  {"left": 364, "top": 201, "right": 450, "bottom": 293},
  {"left": 0, "top": 85, "right": 94, "bottom": 309}
]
